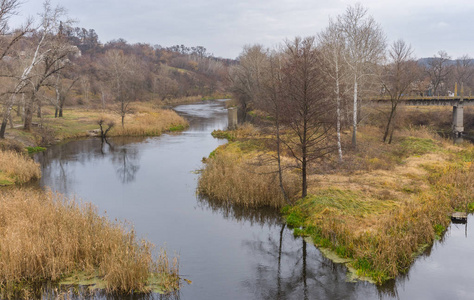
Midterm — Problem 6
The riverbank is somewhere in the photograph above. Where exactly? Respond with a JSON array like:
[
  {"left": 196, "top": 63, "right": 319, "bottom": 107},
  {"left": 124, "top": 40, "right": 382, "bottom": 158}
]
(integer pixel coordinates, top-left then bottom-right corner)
[
  {"left": 3, "top": 102, "right": 188, "bottom": 147},
  {"left": 199, "top": 121, "right": 474, "bottom": 284},
  {"left": 0, "top": 102, "right": 187, "bottom": 297}
]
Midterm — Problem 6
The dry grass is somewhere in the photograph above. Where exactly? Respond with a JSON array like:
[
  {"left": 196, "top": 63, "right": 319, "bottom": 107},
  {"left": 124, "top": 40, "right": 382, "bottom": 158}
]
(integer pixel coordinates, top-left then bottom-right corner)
[
  {"left": 0, "top": 188, "right": 180, "bottom": 297},
  {"left": 284, "top": 137, "right": 474, "bottom": 283},
  {"left": 0, "top": 151, "right": 40, "bottom": 185},
  {"left": 109, "top": 109, "right": 188, "bottom": 137},
  {"left": 200, "top": 115, "right": 474, "bottom": 284},
  {"left": 5, "top": 103, "right": 188, "bottom": 145},
  {"left": 198, "top": 141, "right": 299, "bottom": 208}
]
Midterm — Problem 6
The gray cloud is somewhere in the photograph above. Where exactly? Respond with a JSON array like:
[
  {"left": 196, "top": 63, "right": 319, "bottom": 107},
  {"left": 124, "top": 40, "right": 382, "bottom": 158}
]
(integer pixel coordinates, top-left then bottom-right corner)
[{"left": 11, "top": 0, "right": 474, "bottom": 59}]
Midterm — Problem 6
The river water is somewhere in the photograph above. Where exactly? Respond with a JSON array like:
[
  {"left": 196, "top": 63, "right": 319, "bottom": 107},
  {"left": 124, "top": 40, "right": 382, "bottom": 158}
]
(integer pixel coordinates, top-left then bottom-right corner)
[{"left": 36, "top": 100, "right": 474, "bottom": 300}]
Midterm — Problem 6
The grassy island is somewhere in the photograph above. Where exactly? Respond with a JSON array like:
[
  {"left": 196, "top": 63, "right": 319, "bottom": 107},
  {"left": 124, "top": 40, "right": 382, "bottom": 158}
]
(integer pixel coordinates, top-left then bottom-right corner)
[{"left": 199, "top": 109, "right": 474, "bottom": 284}]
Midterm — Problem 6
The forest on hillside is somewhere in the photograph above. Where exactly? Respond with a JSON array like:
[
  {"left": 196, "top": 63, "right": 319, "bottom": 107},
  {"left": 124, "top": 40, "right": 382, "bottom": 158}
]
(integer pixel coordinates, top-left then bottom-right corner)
[{"left": 0, "top": 0, "right": 233, "bottom": 139}]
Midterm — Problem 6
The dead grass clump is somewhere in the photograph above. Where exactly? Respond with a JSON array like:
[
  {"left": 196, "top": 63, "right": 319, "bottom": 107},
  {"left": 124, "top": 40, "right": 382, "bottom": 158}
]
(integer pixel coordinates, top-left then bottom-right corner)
[
  {"left": 110, "top": 109, "right": 188, "bottom": 137},
  {"left": 0, "top": 151, "right": 40, "bottom": 185},
  {"left": 198, "top": 149, "right": 299, "bottom": 208},
  {"left": 0, "top": 189, "right": 179, "bottom": 295},
  {"left": 0, "top": 140, "right": 25, "bottom": 154}
]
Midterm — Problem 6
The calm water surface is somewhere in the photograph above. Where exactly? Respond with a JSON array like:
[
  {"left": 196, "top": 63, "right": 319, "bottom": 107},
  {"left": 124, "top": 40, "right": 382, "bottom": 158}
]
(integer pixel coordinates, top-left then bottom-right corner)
[{"left": 36, "top": 101, "right": 474, "bottom": 300}]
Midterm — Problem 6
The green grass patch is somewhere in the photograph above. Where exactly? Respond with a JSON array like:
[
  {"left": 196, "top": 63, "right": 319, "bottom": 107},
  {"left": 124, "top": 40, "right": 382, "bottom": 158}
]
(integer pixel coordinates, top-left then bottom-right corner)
[
  {"left": 456, "top": 149, "right": 474, "bottom": 162},
  {"left": 284, "top": 209, "right": 306, "bottom": 228},
  {"left": 397, "top": 137, "right": 440, "bottom": 156},
  {"left": 297, "top": 189, "right": 397, "bottom": 218},
  {"left": 469, "top": 202, "right": 474, "bottom": 212},
  {"left": 168, "top": 124, "right": 187, "bottom": 132},
  {"left": 26, "top": 146, "right": 46, "bottom": 154},
  {"left": 433, "top": 224, "right": 446, "bottom": 240},
  {"left": 211, "top": 130, "right": 235, "bottom": 141}
]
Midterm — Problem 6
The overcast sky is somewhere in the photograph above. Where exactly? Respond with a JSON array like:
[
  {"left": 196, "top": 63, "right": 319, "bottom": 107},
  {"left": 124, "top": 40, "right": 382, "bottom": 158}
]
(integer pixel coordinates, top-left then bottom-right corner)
[{"left": 11, "top": 0, "right": 474, "bottom": 59}]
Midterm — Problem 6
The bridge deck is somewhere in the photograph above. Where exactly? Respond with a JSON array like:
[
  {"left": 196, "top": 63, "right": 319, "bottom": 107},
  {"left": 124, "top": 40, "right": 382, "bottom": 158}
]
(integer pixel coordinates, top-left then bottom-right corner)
[{"left": 371, "top": 97, "right": 474, "bottom": 106}]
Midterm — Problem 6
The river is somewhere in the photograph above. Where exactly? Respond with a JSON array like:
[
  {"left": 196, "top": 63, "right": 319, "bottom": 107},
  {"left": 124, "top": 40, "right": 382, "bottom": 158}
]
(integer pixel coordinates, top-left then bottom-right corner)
[{"left": 35, "top": 100, "right": 474, "bottom": 300}]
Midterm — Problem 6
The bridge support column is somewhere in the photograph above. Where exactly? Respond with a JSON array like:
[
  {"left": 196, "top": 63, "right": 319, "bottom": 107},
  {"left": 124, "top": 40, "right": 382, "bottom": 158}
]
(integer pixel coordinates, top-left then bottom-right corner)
[
  {"left": 228, "top": 107, "right": 238, "bottom": 129},
  {"left": 453, "top": 104, "right": 464, "bottom": 136}
]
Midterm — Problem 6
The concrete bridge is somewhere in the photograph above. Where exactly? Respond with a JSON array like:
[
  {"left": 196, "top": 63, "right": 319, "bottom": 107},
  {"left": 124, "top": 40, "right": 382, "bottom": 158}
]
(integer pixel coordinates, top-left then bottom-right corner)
[{"left": 371, "top": 97, "right": 474, "bottom": 136}]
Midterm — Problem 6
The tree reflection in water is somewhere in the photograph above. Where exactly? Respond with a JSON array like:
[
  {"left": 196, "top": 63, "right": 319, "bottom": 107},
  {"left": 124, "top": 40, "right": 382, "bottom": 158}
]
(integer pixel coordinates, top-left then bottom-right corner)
[
  {"left": 102, "top": 138, "right": 141, "bottom": 184},
  {"left": 198, "top": 195, "right": 365, "bottom": 300}
]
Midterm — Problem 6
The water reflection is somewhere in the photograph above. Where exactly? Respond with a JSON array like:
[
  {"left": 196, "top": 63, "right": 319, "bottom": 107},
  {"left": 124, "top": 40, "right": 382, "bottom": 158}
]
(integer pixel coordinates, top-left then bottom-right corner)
[
  {"left": 36, "top": 137, "right": 146, "bottom": 192},
  {"left": 197, "top": 195, "right": 282, "bottom": 226},
  {"left": 102, "top": 138, "right": 141, "bottom": 184}
]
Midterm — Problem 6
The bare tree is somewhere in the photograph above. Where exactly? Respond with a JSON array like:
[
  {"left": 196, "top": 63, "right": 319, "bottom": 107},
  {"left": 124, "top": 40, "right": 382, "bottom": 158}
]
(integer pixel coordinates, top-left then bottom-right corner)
[
  {"left": 280, "top": 37, "right": 334, "bottom": 198},
  {"left": 318, "top": 19, "right": 349, "bottom": 162},
  {"left": 255, "top": 50, "right": 292, "bottom": 204},
  {"left": 452, "top": 54, "right": 474, "bottom": 94},
  {"left": 0, "top": 0, "right": 33, "bottom": 138},
  {"left": 51, "top": 71, "right": 78, "bottom": 117},
  {"left": 229, "top": 44, "right": 268, "bottom": 120},
  {"left": 24, "top": 33, "right": 77, "bottom": 129},
  {"left": 102, "top": 49, "right": 141, "bottom": 127},
  {"left": 337, "top": 3, "right": 386, "bottom": 149},
  {"left": 426, "top": 50, "right": 451, "bottom": 96},
  {"left": 380, "top": 39, "right": 420, "bottom": 143}
]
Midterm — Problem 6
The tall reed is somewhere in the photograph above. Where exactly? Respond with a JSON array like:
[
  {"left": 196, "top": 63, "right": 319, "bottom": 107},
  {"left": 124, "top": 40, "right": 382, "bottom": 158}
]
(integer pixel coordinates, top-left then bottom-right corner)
[
  {"left": 0, "top": 188, "right": 179, "bottom": 296},
  {"left": 0, "top": 151, "right": 40, "bottom": 185},
  {"left": 198, "top": 149, "right": 299, "bottom": 208}
]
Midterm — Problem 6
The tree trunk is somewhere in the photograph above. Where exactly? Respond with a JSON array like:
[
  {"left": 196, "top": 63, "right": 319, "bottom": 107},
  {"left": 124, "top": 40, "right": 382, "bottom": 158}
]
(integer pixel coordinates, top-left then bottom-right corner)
[
  {"left": 37, "top": 101, "right": 42, "bottom": 118},
  {"left": 0, "top": 98, "right": 15, "bottom": 138},
  {"left": 275, "top": 115, "right": 290, "bottom": 204},
  {"left": 352, "top": 75, "right": 358, "bottom": 150},
  {"left": 336, "top": 62, "right": 343, "bottom": 162},
  {"left": 24, "top": 98, "right": 33, "bottom": 131},
  {"left": 0, "top": 120, "right": 6, "bottom": 139},
  {"left": 302, "top": 146, "right": 307, "bottom": 198},
  {"left": 8, "top": 114, "right": 13, "bottom": 129},
  {"left": 383, "top": 103, "right": 395, "bottom": 143}
]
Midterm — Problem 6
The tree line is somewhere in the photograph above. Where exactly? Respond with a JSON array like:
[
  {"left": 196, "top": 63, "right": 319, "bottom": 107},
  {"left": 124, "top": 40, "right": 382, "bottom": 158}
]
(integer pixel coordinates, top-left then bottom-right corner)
[
  {"left": 0, "top": 0, "right": 232, "bottom": 138},
  {"left": 229, "top": 3, "right": 474, "bottom": 199}
]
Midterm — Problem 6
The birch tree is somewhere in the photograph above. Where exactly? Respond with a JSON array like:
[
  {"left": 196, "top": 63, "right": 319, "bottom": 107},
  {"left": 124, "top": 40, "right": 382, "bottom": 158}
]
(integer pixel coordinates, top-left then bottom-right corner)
[
  {"left": 337, "top": 4, "right": 385, "bottom": 149},
  {"left": 0, "top": 0, "right": 32, "bottom": 138},
  {"left": 318, "top": 19, "right": 348, "bottom": 162},
  {"left": 0, "top": 0, "right": 75, "bottom": 136}
]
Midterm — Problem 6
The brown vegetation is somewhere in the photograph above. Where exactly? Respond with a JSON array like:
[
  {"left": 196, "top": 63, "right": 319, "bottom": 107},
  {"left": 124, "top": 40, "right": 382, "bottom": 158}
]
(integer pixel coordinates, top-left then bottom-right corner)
[
  {"left": 0, "top": 151, "right": 40, "bottom": 185},
  {"left": 0, "top": 188, "right": 180, "bottom": 297},
  {"left": 198, "top": 142, "right": 299, "bottom": 208},
  {"left": 200, "top": 118, "right": 474, "bottom": 284}
]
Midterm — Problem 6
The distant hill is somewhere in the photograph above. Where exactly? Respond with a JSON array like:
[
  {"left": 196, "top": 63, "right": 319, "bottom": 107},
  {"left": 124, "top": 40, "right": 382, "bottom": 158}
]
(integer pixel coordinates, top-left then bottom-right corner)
[{"left": 417, "top": 57, "right": 474, "bottom": 67}]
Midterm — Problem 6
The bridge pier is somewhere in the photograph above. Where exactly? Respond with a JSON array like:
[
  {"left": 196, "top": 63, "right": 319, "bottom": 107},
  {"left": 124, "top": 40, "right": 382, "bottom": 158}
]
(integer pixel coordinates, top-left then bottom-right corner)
[
  {"left": 228, "top": 107, "right": 238, "bottom": 129},
  {"left": 453, "top": 104, "right": 464, "bottom": 137}
]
